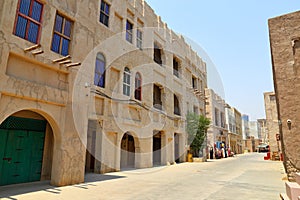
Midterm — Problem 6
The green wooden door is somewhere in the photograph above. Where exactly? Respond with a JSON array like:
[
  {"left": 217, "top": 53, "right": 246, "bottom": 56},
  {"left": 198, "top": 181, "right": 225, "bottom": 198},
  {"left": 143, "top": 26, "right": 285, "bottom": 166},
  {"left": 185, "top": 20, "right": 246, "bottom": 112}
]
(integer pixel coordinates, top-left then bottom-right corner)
[
  {"left": 0, "top": 129, "right": 8, "bottom": 183},
  {"left": 28, "top": 131, "right": 45, "bottom": 182},
  {"left": 1, "top": 130, "right": 30, "bottom": 185},
  {"left": 0, "top": 117, "right": 46, "bottom": 186}
]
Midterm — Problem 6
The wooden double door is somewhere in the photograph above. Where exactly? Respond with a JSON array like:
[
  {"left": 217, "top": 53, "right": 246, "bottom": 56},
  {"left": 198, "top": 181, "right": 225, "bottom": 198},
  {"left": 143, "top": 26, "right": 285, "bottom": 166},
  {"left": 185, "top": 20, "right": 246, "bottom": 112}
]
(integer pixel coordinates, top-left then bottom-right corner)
[{"left": 0, "top": 117, "right": 46, "bottom": 186}]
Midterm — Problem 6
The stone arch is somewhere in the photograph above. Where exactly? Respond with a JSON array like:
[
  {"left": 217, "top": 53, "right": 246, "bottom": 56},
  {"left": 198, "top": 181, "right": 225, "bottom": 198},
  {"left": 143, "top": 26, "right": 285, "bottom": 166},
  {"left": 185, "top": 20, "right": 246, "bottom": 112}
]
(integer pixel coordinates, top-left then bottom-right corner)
[
  {"left": 119, "top": 131, "right": 140, "bottom": 169},
  {"left": 0, "top": 109, "right": 61, "bottom": 186}
]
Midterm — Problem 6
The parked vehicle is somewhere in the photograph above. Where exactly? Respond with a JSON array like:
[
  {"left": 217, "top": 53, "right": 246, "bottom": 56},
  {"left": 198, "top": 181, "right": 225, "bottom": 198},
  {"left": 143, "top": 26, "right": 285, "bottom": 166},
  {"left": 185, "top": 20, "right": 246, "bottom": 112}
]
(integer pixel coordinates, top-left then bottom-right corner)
[{"left": 257, "top": 144, "right": 269, "bottom": 153}]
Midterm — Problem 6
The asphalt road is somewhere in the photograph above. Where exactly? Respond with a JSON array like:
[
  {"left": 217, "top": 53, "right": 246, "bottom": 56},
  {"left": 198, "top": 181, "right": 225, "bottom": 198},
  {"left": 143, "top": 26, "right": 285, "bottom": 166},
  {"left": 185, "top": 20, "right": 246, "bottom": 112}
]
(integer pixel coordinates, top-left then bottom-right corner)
[{"left": 0, "top": 153, "right": 286, "bottom": 200}]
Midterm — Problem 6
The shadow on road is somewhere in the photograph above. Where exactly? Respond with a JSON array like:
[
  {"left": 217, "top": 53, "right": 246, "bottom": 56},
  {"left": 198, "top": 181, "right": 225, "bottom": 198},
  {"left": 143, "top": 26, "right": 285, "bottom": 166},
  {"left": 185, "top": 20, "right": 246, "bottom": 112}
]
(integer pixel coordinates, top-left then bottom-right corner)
[{"left": 0, "top": 174, "right": 125, "bottom": 199}]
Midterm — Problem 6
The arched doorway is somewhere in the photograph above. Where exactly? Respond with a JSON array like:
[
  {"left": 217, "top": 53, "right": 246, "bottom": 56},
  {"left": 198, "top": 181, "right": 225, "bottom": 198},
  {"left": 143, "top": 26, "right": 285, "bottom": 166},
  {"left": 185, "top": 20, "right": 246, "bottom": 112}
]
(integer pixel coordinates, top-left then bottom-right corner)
[
  {"left": 120, "top": 133, "right": 135, "bottom": 169},
  {"left": 153, "top": 131, "right": 162, "bottom": 166},
  {"left": 174, "top": 133, "right": 180, "bottom": 163},
  {"left": 0, "top": 111, "right": 54, "bottom": 186}
]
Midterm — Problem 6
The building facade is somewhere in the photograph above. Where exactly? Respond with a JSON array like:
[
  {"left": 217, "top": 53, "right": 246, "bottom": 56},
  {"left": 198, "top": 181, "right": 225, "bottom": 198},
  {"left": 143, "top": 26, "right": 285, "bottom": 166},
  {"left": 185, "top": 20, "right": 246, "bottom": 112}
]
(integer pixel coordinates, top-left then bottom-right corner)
[
  {"left": 241, "top": 115, "right": 250, "bottom": 140},
  {"left": 225, "top": 105, "right": 243, "bottom": 154},
  {"left": 249, "top": 121, "right": 259, "bottom": 139},
  {"left": 0, "top": 0, "right": 207, "bottom": 186},
  {"left": 241, "top": 114, "right": 252, "bottom": 152},
  {"left": 269, "top": 10, "right": 300, "bottom": 181},
  {"left": 257, "top": 119, "right": 267, "bottom": 144},
  {"left": 264, "top": 92, "right": 281, "bottom": 160},
  {"left": 205, "top": 89, "right": 227, "bottom": 156}
]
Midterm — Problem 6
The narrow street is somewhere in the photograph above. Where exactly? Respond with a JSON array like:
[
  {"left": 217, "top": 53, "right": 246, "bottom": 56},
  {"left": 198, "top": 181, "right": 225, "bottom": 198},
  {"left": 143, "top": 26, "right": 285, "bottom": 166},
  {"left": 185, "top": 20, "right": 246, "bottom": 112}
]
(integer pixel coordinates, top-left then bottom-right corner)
[{"left": 0, "top": 153, "right": 286, "bottom": 200}]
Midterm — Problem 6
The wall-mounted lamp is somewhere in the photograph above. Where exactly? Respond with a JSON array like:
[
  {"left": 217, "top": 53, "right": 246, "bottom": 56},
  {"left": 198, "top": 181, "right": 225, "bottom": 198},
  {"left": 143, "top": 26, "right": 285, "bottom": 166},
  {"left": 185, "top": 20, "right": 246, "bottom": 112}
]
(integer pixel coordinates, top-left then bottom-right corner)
[{"left": 287, "top": 119, "right": 292, "bottom": 130}]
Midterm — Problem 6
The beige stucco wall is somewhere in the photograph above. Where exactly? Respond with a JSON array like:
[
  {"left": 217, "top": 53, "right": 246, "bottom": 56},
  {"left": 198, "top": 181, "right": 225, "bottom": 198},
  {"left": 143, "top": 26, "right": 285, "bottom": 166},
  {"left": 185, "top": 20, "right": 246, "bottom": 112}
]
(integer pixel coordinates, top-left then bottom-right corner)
[
  {"left": 0, "top": 0, "right": 207, "bottom": 186},
  {"left": 264, "top": 92, "right": 281, "bottom": 159},
  {"left": 269, "top": 10, "right": 300, "bottom": 181},
  {"left": 205, "top": 89, "right": 228, "bottom": 149}
]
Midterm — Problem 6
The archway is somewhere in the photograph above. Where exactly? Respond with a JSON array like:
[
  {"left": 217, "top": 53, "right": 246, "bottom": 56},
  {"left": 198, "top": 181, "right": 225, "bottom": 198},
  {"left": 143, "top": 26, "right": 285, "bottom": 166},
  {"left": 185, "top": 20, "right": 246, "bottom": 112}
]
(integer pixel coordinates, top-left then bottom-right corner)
[
  {"left": 174, "top": 133, "right": 180, "bottom": 163},
  {"left": 153, "top": 131, "right": 162, "bottom": 166},
  {"left": 120, "top": 132, "right": 135, "bottom": 169},
  {"left": 0, "top": 110, "right": 54, "bottom": 186}
]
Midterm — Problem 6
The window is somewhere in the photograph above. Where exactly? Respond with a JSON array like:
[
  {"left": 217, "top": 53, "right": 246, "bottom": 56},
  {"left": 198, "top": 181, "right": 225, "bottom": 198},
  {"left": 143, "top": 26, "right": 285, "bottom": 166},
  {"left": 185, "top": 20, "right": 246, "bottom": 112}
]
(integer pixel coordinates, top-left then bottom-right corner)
[
  {"left": 173, "top": 57, "right": 180, "bottom": 78},
  {"left": 174, "top": 94, "right": 181, "bottom": 116},
  {"left": 215, "top": 108, "right": 219, "bottom": 126},
  {"left": 137, "top": 29, "right": 142, "bottom": 49},
  {"left": 270, "top": 95, "right": 276, "bottom": 101},
  {"left": 293, "top": 38, "right": 300, "bottom": 55},
  {"left": 126, "top": 20, "right": 133, "bottom": 43},
  {"left": 51, "top": 13, "right": 72, "bottom": 56},
  {"left": 13, "top": 0, "right": 43, "bottom": 44},
  {"left": 153, "top": 84, "right": 162, "bottom": 110},
  {"left": 221, "top": 112, "right": 225, "bottom": 128},
  {"left": 192, "top": 76, "right": 197, "bottom": 89},
  {"left": 135, "top": 72, "right": 142, "bottom": 100},
  {"left": 123, "top": 67, "right": 131, "bottom": 96},
  {"left": 154, "top": 43, "right": 162, "bottom": 65},
  {"left": 193, "top": 106, "right": 198, "bottom": 114},
  {"left": 100, "top": 0, "right": 110, "bottom": 27},
  {"left": 94, "top": 53, "right": 106, "bottom": 88}
]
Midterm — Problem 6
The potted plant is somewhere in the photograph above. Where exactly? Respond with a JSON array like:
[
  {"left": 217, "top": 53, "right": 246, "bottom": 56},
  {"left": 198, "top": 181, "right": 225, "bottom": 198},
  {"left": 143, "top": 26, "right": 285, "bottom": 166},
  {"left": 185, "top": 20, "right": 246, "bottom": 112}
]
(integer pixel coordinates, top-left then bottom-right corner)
[{"left": 187, "top": 112, "right": 210, "bottom": 162}]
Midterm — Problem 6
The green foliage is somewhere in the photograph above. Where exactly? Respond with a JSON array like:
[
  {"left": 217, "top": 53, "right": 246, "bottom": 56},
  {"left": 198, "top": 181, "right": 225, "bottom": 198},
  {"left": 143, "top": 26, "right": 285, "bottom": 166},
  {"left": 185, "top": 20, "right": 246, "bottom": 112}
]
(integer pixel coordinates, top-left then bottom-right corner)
[{"left": 187, "top": 112, "right": 210, "bottom": 157}]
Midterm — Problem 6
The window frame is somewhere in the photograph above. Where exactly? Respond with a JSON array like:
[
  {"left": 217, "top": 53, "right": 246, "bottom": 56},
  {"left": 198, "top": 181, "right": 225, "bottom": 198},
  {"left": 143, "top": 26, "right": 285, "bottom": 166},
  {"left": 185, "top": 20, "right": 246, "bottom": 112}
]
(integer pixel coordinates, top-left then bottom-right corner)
[
  {"left": 126, "top": 20, "right": 133, "bottom": 43},
  {"left": 13, "top": 0, "right": 44, "bottom": 44},
  {"left": 136, "top": 29, "right": 143, "bottom": 49},
  {"left": 134, "top": 72, "right": 142, "bottom": 101},
  {"left": 94, "top": 53, "right": 106, "bottom": 88},
  {"left": 100, "top": 0, "right": 110, "bottom": 27},
  {"left": 173, "top": 57, "right": 181, "bottom": 78},
  {"left": 215, "top": 108, "right": 219, "bottom": 126},
  {"left": 153, "top": 84, "right": 163, "bottom": 110},
  {"left": 154, "top": 43, "right": 163, "bottom": 65},
  {"left": 51, "top": 12, "right": 73, "bottom": 56},
  {"left": 174, "top": 94, "right": 181, "bottom": 116},
  {"left": 192, "top": 76, "right": 197, "bottom": 89},
  {"left": 123, "top": 67, "right": 131, "bottom": 96}
]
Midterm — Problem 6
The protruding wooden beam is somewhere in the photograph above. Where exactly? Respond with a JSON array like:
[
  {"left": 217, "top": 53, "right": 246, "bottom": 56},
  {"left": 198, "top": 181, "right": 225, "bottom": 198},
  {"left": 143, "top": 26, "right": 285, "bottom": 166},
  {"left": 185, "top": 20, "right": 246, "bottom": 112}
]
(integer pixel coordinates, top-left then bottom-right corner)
[
  {"left": 59, "top": 60, "right": 72, "bottom": 65},
  {"left": 52, "top": 55, "right": 71, "bottom": 63},
  {"left": 24, "top": 44, "right": 41, "bottom": 52},
  {"left": 31, "top": 50, "right": 44, "bottom": 55},
  {"left": 66, "top": 62, "right": 81, "bottom": 68}
]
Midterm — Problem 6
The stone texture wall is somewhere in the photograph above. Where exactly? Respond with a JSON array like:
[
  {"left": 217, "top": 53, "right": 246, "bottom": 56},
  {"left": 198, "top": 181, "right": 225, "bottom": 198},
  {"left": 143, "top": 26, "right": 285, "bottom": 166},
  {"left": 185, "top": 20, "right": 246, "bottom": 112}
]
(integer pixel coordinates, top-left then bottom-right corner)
[
  {"left": 205, "top": 89, "right": 227, "bottom": 149},
  {"left": 264, "top": 92, "right": 281, "bottom": 160},
  {"left": 269, "top": 10, "right": 300, "bottom": 181},
  {"left": 0, "top": 0, "right": 207, "bottom": 186}
]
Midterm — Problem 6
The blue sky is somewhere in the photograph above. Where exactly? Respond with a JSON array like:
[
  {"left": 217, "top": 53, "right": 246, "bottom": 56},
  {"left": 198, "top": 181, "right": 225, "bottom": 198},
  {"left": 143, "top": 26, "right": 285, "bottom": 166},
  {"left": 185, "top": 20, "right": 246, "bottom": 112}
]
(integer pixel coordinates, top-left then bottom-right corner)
[{"left": 146, "top": 0, "right": 299, "bottom": 120}]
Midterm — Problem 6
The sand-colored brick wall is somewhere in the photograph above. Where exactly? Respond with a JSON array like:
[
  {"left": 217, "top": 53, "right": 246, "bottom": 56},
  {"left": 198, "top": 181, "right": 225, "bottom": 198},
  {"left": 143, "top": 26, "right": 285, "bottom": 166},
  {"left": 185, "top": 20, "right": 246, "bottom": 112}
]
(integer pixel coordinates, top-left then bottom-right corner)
[{"left": 269, "top": 10, "right": 300, "bottom": 181}]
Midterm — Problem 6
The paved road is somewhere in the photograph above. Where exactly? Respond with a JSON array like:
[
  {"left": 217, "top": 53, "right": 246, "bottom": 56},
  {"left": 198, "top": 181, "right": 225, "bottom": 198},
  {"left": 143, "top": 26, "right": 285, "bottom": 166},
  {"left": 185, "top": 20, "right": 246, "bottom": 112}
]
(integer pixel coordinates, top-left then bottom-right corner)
[{"left": 0, "top": 153, "right": 286, "bottom": 200}]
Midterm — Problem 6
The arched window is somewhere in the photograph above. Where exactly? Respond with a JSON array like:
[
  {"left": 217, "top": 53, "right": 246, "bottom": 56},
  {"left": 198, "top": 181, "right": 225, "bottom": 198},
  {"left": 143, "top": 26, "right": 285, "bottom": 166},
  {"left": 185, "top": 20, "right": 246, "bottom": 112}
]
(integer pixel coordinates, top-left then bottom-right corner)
[
  {"left": 123, "top": 67, "right": 131, "bottom": 96},
  {"left": 94, "top": 53, "right": 106, "bottom": 88},
  {"left": 174, "top": 94, "right": 181, "bottom": 116},
  {"left": 135, "top": 72, "right": 142, "bottom": 100}
]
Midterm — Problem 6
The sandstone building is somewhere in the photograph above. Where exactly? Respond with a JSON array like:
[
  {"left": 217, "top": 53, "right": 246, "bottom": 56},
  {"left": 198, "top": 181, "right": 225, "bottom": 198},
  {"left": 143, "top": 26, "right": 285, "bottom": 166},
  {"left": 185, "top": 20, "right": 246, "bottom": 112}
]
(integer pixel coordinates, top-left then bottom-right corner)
[
  {"left": 225, "top": 105, "right": 243, "bottom": 154},
  {"left": 264, "top": 91, "right": 281, "bottom": 160},
  {"left": 0, "top": 0, "right": 207, "bottom": 186},
  {"left": 205, "top": 89, "right": 228, "bottom": 154},
  {"left": 269, "top": 10, "right": 300, "bottom": 181}
]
